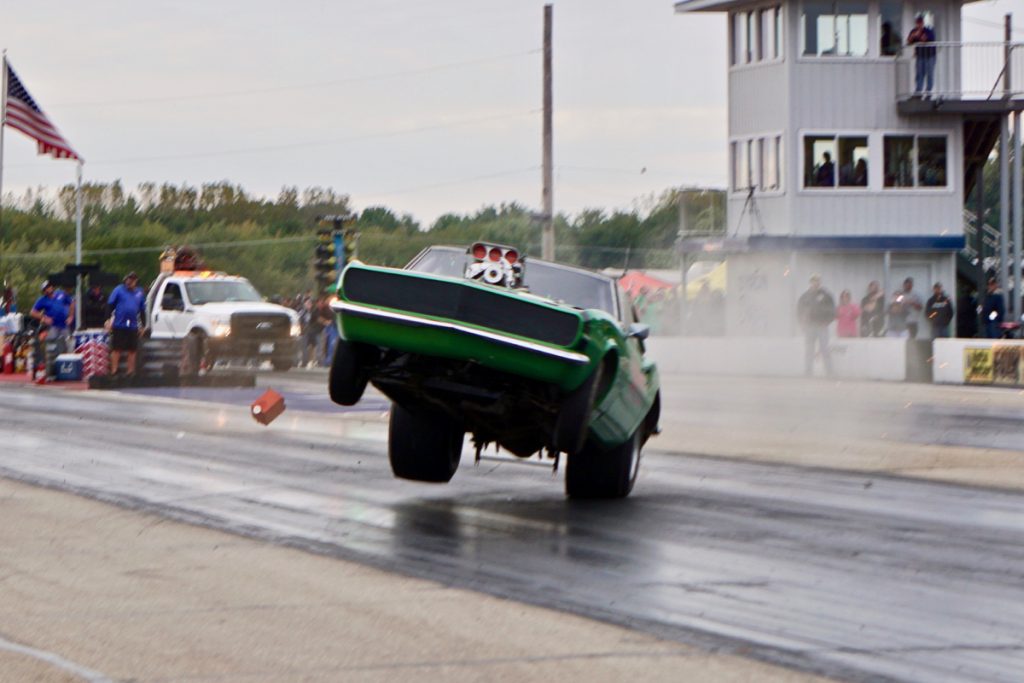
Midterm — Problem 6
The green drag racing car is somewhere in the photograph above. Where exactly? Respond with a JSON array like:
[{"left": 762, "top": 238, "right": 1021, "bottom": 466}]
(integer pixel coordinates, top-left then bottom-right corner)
[{"left": 328, "top": 243, "right": 660, "bottom": 498}]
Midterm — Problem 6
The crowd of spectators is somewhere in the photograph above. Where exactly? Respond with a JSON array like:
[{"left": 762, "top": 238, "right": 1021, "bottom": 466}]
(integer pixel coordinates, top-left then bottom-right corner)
[{"left": 271, "top": 291, "right": 339, "bottom": 368}]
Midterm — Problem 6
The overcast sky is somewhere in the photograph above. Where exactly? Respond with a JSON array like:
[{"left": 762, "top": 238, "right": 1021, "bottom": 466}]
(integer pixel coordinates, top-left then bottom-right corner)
[{"left": 1, "top": 0, "right": 1022, "bottom": 226}]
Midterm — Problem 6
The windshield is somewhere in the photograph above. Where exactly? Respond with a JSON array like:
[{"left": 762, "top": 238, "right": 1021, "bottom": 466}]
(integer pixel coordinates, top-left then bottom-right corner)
[
  {"left": 407, "top": 246, "right": 617, "bottom": 316},
  {"left": 185, "top": 280, "right": 263, "bottom": 305}
]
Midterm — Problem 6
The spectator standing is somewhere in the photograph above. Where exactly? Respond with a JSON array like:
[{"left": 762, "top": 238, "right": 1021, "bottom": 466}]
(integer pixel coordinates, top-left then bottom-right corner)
[
  {"left": 887, "top": 290, "right": 910, "bottom": 338},
  {"left": 900, "top": 277, "right": 924, "bottom": 338},
  {"left": 957, "top": 287, "right": 979, "bottom": 338},
  {"left": 107, "top": 272, "right": 147, "bottom": 376},
  {"left": 316, "top": 295, "right": 335, "bottom": 366},
  {"left": 31, "top": 280, "right": 73, "bottom": 352},
  {"left": 860, "top": 280, "right": 886, "bottom": 336},
  {"left": 83, "top": 283, "right": 108, "bottom": 329},
  {"left": 925, "top": 282, "right": 954, "bottom": 338},
  {"left": 907, "top": 15, "right": 936, "bottom": 95},
  {"left": 797, "top": 275, "right": 836, "bottom": 377},
  {"left": 835, "top": 290, "right": 861, "bottom": 337},
  {"left": 299, "top": 298, "right": 322, "bottom": 367},
  {"left": 981, "top": 277, "right": 1005, "bottom": 339}
]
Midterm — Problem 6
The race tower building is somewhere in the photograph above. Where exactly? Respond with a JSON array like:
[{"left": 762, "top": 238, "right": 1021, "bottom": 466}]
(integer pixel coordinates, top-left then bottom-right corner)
[{"left": 675, "top": 0, "right": 1024, "bottom": 335}]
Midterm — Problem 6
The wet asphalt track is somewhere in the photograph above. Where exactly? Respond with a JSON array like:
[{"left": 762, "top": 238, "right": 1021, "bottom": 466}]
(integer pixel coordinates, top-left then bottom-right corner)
[{"left": 1, "top": 383, "right": 1023, "bottom": 683}]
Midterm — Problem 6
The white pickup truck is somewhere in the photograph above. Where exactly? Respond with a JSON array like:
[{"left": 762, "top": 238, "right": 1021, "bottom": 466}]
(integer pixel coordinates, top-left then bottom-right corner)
[{"left": 145, "top": 270, "right": 301, "bottom": 374}]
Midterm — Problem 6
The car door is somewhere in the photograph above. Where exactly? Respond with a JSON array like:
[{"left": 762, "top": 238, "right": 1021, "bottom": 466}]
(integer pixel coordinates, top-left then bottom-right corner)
[{"left": 152, "top": 282, "right": 189, "bottom": 339}]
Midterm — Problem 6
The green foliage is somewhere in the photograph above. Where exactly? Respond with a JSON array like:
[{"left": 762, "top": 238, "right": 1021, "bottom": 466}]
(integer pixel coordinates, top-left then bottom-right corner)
[{"left": 0, "top": 180, "right": 725, "bottom": 310}]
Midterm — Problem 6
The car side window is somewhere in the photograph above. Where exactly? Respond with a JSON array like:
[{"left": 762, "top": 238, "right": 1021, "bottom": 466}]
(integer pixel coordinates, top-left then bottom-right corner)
[{"left": 161, "top": 283, "right": 184, "bottom": 309}]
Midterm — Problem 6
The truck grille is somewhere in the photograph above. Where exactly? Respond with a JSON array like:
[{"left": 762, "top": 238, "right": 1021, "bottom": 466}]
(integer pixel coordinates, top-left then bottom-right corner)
[
  {"left": 342, "top": 268, "right": 582, "bottom": 347},
  {"left": 230, "top": 313, "right": 291, "bottom": 340}
]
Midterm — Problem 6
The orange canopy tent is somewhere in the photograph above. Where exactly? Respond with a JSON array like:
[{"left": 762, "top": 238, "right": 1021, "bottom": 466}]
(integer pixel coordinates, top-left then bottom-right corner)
[{"left": 618, "top": 271, "right": 675, "bottom": 297}]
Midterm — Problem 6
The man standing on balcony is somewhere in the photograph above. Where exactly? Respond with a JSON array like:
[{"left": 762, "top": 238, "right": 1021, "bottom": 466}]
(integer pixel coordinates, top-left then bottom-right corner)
[{"left": 907, "top": 15, "right": 936, "bottom": 95}]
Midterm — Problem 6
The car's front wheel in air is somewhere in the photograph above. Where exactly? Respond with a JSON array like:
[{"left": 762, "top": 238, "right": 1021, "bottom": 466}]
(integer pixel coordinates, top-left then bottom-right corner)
[
  {"left": 564, "top": 430, "right": 641, "bottom": 499},
  {"left": 388, "top": 403, "right": 464, "bottom": 483},
  {"left": 328, "top": 340, "right": 372, "bottom": 406}
]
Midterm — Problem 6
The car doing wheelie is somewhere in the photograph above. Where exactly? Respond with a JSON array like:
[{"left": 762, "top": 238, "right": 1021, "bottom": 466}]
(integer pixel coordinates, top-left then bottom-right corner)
[{"left": 328, "top": 243, "right": 660, "bottom": 498}]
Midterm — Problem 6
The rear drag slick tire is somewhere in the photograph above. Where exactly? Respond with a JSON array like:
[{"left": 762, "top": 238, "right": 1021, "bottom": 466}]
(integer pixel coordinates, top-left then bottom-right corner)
[
  {"left": 388, "top": 403, "right": 464, "bottom": 483},
  {"left": 565, "top": 430, "right": 641, "bottom": 499}
]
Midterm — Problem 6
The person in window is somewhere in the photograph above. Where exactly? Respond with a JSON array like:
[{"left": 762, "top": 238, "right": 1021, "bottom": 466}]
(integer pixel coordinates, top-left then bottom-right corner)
[
  {"left": 815, "top": 152, "right": 835, "bottom": 187},
  {"left": 907, "top": 15, "right": 936, "bottom": 95},
  {"left": 852, "top": 159, "right": 868, "bottom": 187},
  {"left": 881, "top": 21, "right": 901, "bottom": 57}
]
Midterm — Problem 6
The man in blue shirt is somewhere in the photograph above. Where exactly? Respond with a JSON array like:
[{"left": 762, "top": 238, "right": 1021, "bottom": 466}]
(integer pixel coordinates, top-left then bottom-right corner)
[
  {"left": 908, "top": 15, "right": 937, "bottom": 95},
  {"left": 31, "top": 280, "right": 73, "bottom": 338},
  {"left": 107, "top": 272, "right": 147, "bottom": 376}
]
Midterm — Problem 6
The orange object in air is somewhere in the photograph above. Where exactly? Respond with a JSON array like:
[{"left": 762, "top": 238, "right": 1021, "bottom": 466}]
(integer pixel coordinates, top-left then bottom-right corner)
[{"left": 251, "top": 388, "right": 286, "bottom": 426}]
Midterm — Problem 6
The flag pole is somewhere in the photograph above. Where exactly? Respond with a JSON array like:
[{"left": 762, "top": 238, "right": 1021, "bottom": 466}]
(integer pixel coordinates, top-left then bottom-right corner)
[
  {"left": 0, "top": 49, "right": 8, "bottom": 262},
  {"left": 74, "top": 160, "right": 83, "bottom": 331}
]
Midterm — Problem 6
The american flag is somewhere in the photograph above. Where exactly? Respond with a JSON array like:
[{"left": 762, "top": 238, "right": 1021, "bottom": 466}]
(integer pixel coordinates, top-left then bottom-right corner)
[{"left": 4, "top": 61, "right": 81, "bottom": 161}]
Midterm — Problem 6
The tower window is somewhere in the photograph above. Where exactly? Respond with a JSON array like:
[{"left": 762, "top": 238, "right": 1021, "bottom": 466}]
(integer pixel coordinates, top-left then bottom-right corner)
[
  {"left": 802, "top": 0, "right": 869, "bottom": 57},
  {"left": 804, "top": 135, "right": 868, "bottom": 188},
  {"left": 884, "top": 135, "right": 948, "bottom": 188},
  {"left": 731, "top": 6, "right": 783, "bottom": 66}
]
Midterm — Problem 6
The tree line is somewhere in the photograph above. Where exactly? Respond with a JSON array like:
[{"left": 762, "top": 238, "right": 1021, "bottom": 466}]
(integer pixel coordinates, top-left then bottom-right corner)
[{"left": 0, "top": 180, "right": 725, "bottom": 310}]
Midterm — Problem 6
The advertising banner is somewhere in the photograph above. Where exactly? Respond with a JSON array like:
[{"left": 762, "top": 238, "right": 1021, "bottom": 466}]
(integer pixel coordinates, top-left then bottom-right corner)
[{"left": 964, "top": 346, "right": 1024, "bottom": 386}]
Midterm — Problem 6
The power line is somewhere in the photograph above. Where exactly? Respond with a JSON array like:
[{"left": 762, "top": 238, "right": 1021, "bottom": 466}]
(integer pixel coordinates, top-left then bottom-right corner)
[
  {"left": 356, "top": 166, "right": 540, "bottom": 198},
  {"left": 8, "top": 110, "right": 540, "bottom": 168},
  {"left": 557, "top": 164, "right": 726, "bottom": 186},
  {"left": 51, "top": 49, "right": 542, "bottom": 109},
  {"left": 1, "top": 235, "right": 318, "bottom": 261}
]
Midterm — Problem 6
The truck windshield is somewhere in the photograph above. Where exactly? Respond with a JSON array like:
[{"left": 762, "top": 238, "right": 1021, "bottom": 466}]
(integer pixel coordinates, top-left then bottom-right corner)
[{"left": 185, "top": 280, "right": 263, "bottom": 305}]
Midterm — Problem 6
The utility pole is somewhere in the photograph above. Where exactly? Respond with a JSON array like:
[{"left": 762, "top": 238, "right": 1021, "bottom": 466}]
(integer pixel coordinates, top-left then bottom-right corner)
[
  {"left": 1000, "top": 15, "right": 1011, "bottom": 299},
  {"left": 541, "top": 4, "right": 554, "bottom": 260}
]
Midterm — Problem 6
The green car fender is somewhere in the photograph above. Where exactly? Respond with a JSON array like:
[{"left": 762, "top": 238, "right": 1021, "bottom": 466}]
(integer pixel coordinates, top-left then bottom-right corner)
[{"left": 577, "top": 313, "right": 657, "bottom": 449}]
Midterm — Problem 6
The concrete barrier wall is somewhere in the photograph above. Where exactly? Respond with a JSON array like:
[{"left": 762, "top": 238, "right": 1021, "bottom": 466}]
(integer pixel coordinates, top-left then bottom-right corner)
[
  {"left": 933, "top": 338, "right": 1024, "bottom": 385},
  {"left": 647, "top": 336, "right": 908, "bottom": 381}
]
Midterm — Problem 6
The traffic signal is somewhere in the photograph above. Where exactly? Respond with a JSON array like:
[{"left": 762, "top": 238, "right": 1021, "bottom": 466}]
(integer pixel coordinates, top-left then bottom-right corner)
[
  {"left": 314, "top": 229, "right": 338, "bottom": 293},
  {"left": 314, "top": 215, "right": 358, "bottom": 294}
]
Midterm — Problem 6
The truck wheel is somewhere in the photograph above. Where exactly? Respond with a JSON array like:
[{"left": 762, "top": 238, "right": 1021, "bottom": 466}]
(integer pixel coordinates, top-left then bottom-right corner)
[
  {"left": 181, "top": 333, "right": 205, "bottom": 379},
  {"left": 565, "top": 430, "right": 641, "bottom": 499},
  {"left": 553, "top": 364, "right": 602, "bottom": 455},
  {"left": 388, "top": 403, "right": 464, "bottom": 483},
  {"left": 328, "top": 340, "right": 372, "bottom": 406}
]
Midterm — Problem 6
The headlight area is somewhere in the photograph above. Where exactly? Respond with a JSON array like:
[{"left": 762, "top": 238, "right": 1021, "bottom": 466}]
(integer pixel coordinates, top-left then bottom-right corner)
[
  {"left": 290, "top": 322, "right": 301, "bottom": 337},
  {"left": 211, "top": 322, "right": 231, "bottom": 337}
]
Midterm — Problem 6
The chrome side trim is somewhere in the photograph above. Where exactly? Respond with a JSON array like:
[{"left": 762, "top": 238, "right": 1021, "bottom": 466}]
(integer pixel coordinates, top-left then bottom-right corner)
[{"left": 331, "top": 300, "right": 590, "bottom": 365}]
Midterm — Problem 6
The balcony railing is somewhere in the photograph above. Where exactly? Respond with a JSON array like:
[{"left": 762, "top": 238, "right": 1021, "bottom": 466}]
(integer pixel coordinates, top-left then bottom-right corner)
[{"left": 896, "top": 41, "right": 1024, "bottom": 101}]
